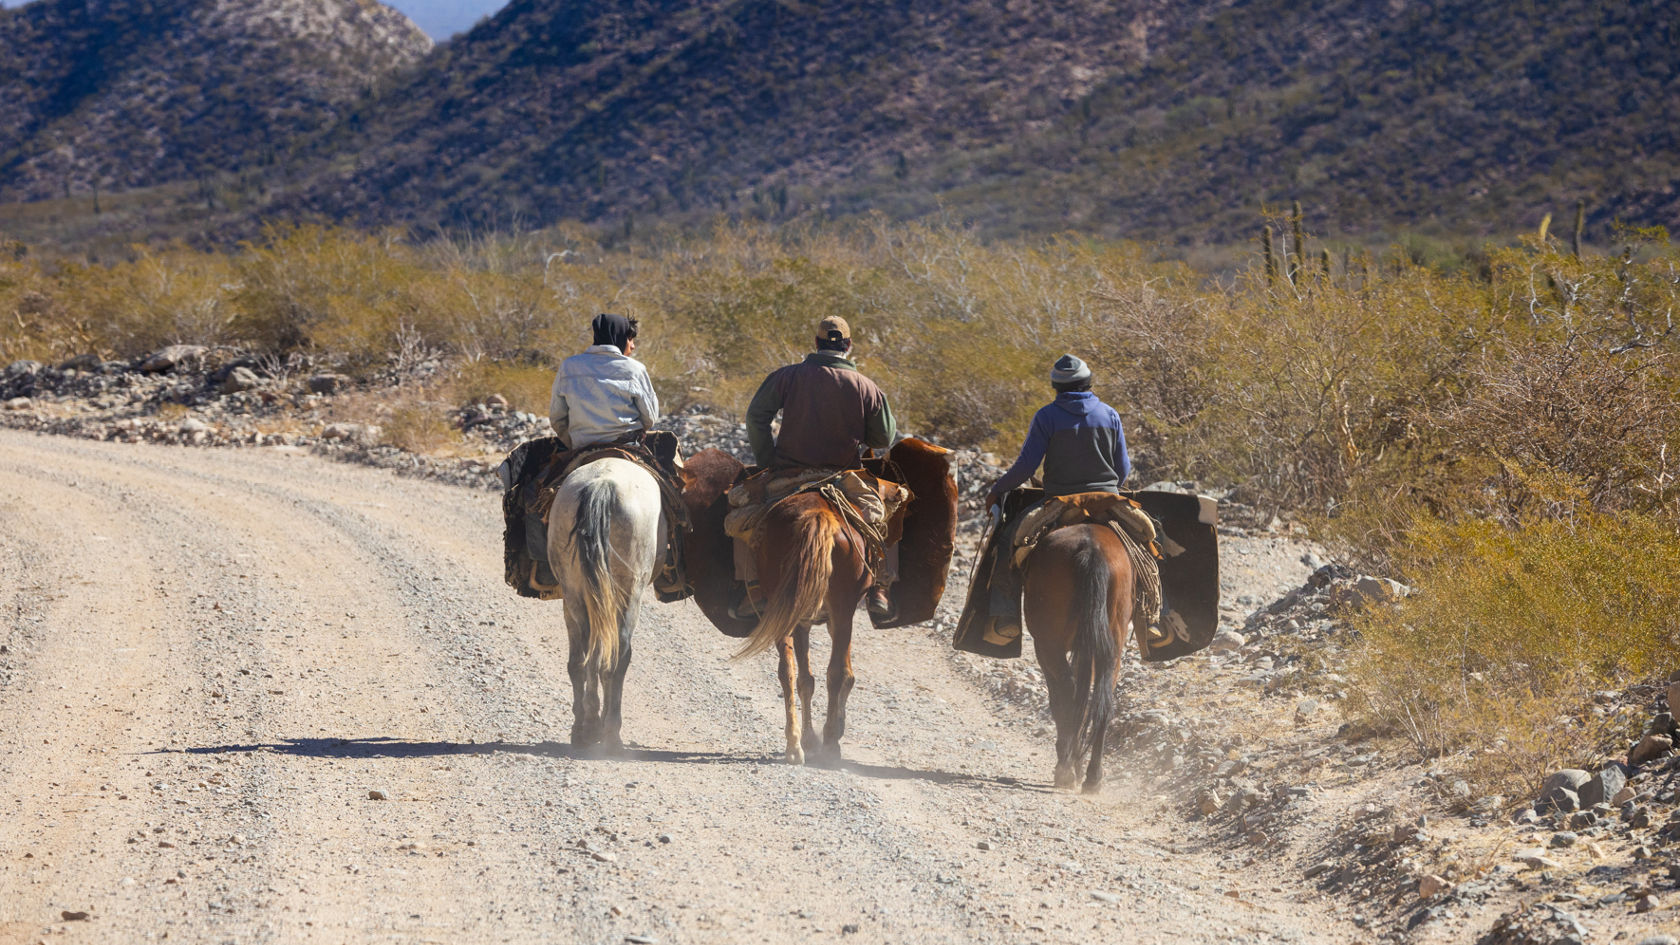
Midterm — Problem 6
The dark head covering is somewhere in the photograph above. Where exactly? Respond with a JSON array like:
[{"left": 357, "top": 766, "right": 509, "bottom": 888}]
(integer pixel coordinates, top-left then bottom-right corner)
[{"left": 591, "top": 313, "right": 635, "bottom": 350}]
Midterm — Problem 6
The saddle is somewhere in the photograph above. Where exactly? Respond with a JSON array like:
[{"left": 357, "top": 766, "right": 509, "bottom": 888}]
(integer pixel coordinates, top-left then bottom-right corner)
[
  {"left": 499, "top": 430, "right": 690, "bottom": 601},
  {"left": 954, "top": 489, "right": 1163, "bottom": 660},
  {"left": 722, "top": 466, "right": 910, "bottom": 579}
]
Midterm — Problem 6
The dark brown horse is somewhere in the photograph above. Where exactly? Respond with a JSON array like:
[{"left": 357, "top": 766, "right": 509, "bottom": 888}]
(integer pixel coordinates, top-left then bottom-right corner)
[
  {"left": 734, "top": 492, "right": 874, "bottom": 765},
  {"left": 1022, "top": 523, "right": 1135, "bottom": 792}
]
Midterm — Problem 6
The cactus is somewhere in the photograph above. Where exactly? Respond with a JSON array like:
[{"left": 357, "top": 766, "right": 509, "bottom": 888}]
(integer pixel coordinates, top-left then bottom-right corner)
[
  {"left": 1572, "top": 199, "right": 1585, "bottom": 258},
  {"left": 1290, "top": 200, "right": 1306, "bottom": 285},
  {"left": 1320, "top": 248, "right": 1332, "bottom": 282},
  {"left": 1262, "top": 226, "right": 1278, "bottom": 286}
]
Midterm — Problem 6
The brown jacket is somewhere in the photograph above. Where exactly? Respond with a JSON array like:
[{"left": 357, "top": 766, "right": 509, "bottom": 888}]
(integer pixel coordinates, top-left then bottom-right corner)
[{"left": 746, "top": 352, "right": 896, "bottom": 468}]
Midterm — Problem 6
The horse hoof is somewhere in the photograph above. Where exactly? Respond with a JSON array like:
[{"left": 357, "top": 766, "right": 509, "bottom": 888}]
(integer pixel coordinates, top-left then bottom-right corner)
[
  {"left": 804, "top": 744, "right": 843, "bottom": 768},
  {"left": 1053, "top": 770, "right": 1078, "bottom": 791},
  {"left": 784, "top": 747, "right": 805, "bottom": 766},
  {"left": 1081, "top": 779, "right": 1103, "bottom": 795}
]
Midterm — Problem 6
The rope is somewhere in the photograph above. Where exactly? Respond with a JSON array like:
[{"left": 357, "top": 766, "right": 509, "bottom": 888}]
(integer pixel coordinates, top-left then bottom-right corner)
[
  {"left": 818, "top": 481, "right": 889, "bottom": 578},
  {"left": 1110, "top": 521, "right": 1163, "bottom": 645}
]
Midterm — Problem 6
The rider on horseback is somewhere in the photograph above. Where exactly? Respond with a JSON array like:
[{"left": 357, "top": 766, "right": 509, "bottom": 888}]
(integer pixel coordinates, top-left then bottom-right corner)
[
  {"left": 731, "top": 315, "right": 898, "bottom": 619},
  {"left": 548, "top": 313, "right": 658, "bottom": 448},
  {"left": 978, "top": 354, "right": 1132, "bottom": 633}
]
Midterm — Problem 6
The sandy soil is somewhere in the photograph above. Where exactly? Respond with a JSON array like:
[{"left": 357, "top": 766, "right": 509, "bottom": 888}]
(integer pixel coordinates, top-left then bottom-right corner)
[{"left": 0, "top": 428, "right": 1368, "bottom": 944}]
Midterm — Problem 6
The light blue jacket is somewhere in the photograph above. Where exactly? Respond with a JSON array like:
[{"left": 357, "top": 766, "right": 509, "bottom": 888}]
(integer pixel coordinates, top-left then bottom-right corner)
[{"left": 547, "top": 345, "right": 659, "bottom": 448}]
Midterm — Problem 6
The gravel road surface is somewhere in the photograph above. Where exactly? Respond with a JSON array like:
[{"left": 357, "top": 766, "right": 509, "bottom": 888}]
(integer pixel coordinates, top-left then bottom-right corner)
[{"left": 0, "top": 429, "right": 1355, "bottom": 944}]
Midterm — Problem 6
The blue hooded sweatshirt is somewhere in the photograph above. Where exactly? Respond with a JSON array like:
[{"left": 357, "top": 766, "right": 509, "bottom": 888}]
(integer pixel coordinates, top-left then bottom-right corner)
[{"left": 991, "top": 391, "right": 1131, "bottom": 500}]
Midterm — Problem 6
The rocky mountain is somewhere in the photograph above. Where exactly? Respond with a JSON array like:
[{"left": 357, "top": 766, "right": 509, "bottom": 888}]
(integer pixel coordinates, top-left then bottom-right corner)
[
  {"left": 5, "top": 0, "right": 1674, "bottom": 245},
  {"left": 0, "top": 0, "right": 432, "bottom": 202},
  {"left": 290, "top": 0, "right": 1680, "bottom": 242}
]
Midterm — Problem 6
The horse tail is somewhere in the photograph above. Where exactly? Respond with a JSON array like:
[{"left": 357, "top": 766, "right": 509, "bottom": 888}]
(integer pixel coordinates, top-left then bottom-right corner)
[
  {"left": 571, "top": 478, "right": 627, "bottom": 671},
  {"left": 1067, "top": 532, "right": 1119, "bottom": 763},
  {"left": 733, "top": 505, "right": 839, "bottom": 660}
]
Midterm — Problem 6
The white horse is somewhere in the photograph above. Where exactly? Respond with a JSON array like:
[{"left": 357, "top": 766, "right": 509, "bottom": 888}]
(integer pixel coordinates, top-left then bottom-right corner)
[{"left": 547, "top": 457, "right": 665, "bottom": 752}]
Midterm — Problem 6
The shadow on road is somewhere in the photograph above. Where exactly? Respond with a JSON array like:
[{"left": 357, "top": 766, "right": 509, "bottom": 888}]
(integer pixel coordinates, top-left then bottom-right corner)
[{"left": 151, "top": 736, "right": 1045, "bottom": 791}]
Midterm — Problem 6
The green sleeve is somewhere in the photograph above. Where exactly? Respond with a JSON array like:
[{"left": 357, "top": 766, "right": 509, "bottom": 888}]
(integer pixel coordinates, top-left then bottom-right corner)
[
  {"left": 865, "top": 394, "right": 896, "bottom": 451},
  {"left": 745, "top": 372, "right": 783, "bottom": 466}
]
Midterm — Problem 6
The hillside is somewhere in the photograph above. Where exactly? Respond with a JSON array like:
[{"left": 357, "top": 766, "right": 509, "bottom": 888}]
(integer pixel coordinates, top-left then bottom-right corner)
[
  {"left": 288, "top": 0, "right": 1679, "bottom": 242},
  {"left": 0, "top": 0, "right": 432, "bottom": 203}
]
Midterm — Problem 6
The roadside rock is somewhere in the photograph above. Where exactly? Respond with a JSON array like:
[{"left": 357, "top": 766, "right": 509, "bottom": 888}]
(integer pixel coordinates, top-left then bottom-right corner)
[
  {"left": 1513, "top": 849, "right": 1563, "bottom": 870},
  {"left": 1418, "top": 874, "right": 1450, "bottom": 899},
  {"left": 1329, "top": 576, "right": 1411, "bottom": 612},
  {"left": 307, "top": 373, "right": 352, "bottom": 394},
  {"left": 1538, "top": 770, "right": 1591, "bottom": 812},
  {"left": 138, "top": 345, "right": 207, "bottom": 374},
  {"left": 1629, "top": 734, "right": 1673, "bottom": 767},
  {"left": 1579, "top": 765, "right": 1628, "bottom": 807},
  {"left": 4, "top": 396, "right": 31, "bottom": 410},
  {"left": 1208, "top": 629, "right": 1247, "bottom": 654},
  {"left": 220, "top": 366, "right": 262, "bottom": 394},
  {"left": 1477, "top": 902, "right": 1588, "bottom": 945},
  {"left": 323, "top": 423, "right": 382, "bottom": 447}
]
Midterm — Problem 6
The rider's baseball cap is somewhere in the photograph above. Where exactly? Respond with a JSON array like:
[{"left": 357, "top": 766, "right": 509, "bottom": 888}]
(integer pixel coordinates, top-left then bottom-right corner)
[{"left": 817, "top": 316, "right": 851, "bottom": 343}]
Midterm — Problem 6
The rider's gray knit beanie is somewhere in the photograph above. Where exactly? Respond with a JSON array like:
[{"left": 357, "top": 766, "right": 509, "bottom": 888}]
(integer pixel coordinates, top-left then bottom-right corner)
[{"left": 1050, "top": 354, "right": 1091, "bottom": 385}]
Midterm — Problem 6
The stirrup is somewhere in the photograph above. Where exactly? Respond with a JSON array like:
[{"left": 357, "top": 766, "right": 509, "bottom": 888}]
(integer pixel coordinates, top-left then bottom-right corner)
[
  {"left": 728, "top": 582, "right": 764, "bottom": 620},
  {"left": 866, "top": 585, "right": 897, "bottom": 622}
]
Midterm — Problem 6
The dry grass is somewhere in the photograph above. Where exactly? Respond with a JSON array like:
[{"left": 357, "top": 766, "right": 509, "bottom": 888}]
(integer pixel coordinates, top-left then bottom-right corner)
[
  {"left": 5, "top": 218, "right": 1679, "bottom": 791},
  {"left": 1347, "top": 510, "right": 1680, "bottom": 794}
]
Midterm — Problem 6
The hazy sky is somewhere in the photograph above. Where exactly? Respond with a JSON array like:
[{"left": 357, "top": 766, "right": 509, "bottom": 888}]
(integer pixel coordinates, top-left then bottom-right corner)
[{"left": 388, "top": 0, "right": 508, "bottom": 40}]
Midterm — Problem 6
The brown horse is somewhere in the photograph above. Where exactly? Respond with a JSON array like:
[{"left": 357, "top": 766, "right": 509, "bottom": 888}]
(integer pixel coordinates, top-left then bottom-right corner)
[
  {"left": 1022, "top": 523, "right": 1134, "bottom": 792},
  {"left": 733, "top": 492, "right": 874, "bottom": 766}
]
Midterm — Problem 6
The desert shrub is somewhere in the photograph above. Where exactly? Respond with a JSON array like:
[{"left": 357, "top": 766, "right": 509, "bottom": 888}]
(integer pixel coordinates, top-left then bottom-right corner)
[
  {"left": 379, "top": 401, "right": 459, "bottom": 454},
  {"left": 1347, "top": 510, "right": 1680, "bottom": 791},
  {"left": 453, "top": 359, "right": 555, "bottom": 415},
  {"left": 63, "top": 246, "right": 239, "bottom": 354},
  {"left": 231, "top": 225, "right": 436, "bottom": 365}
]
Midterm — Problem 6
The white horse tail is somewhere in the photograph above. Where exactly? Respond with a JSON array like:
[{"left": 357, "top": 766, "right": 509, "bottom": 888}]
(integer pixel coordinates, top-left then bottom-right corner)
[{"left": 571, "top": 478, "right": 628, "bottom": 671}]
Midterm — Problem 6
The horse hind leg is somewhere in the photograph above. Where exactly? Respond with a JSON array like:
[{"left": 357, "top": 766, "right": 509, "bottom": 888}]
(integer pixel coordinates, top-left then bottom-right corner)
[
  {"left": 777, "top": 635, "right": 805, "bottom": 765},
  {"left": 1043, "top": 657, "right": 1081, "bottom": 790},
  {"left": 600, "top": 622, "right": 635, "bottom": 755},
  {"left": 819, "top": 601, "right": 856, "bottom": 763},
  {"left": 564, "top": 598, "right": 602, "bottom": 749},
  {"left": 793, "top": 624, "right": 819, "bottom": 753}
]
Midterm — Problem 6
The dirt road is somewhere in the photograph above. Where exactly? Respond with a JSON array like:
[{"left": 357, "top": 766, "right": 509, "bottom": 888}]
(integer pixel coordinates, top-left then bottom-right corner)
[{"left": 0, "top": 429, "right": 1358, "bottom": 944}]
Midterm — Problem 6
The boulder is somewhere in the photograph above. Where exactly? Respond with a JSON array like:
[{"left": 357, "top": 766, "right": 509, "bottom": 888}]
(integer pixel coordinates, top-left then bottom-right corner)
[
  {"left": 4, "top": 396, "right": 32, "bottom": 410},
  {"left": 1208, "top": 629, "right": 1247, "bottom": 654},
  {"left": 1512, "top": 849, "right": 1563, "bottom": 870},
  {"left": 137, "top": 345, "right": 207, "bottom": 374},
  {"left": 1629, "top": 733, "right": 1673, "bottom": 767},
  {"left": 220, "top": 366, "right": 262, "bottom": 394},
  {"left": 1538, "top": 769, "right": 1590, "bottom": 813},
  {"left": 1579, "top": 765, "right": 1628, "bottom": 808},
  {"left": 307, "top": 373, "right": 352, "bottom": 394},
  {"left": 4, "top": 359, "right": 42, "bottom": 377},
  {"left": 1667, "top": 681, "right": 1680, "bottom": 714},
  {"left": 1418, "top": 874, "right": 1450, "bottom": 899},
  {"left": 57, "top": 353, "right": 102, "bottom": 371},
  {"left": 322, "top": 422, "right": 382, "bottom": 446},
  {"left": 1330, "top": 575, "right": 1412, "bottom": 611},
  {"left": 1651, "top": 712, "right": 1677, "bottom": 736}
]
